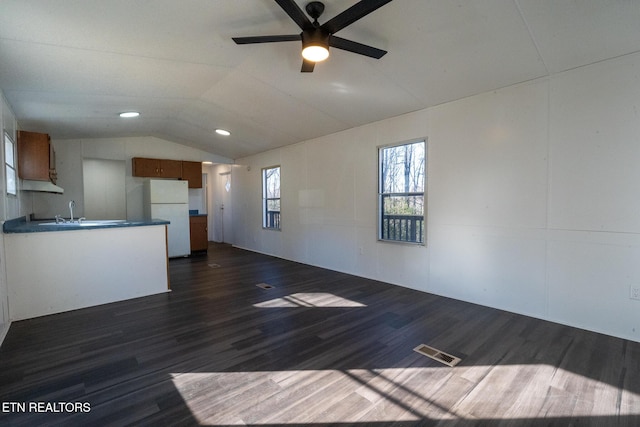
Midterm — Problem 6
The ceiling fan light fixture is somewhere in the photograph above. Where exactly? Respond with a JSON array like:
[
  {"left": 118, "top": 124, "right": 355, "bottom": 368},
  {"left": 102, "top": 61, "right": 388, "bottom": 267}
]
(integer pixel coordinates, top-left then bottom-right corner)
[
  {"left": 302, "top": 30, "right": 329, "bottom": 62},
  {"left": 302, "top": 45, "right": 329, "bottom": 62}
]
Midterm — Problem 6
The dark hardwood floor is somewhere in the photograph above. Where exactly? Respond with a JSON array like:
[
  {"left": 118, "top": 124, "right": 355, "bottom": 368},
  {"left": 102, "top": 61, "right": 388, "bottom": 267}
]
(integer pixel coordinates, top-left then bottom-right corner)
[{"left": 1, "top": 243, "right": 640, "bottom": 426}]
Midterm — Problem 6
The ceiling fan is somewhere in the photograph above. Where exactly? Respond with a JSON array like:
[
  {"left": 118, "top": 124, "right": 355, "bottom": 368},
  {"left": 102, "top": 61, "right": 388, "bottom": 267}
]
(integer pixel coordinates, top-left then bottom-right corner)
[{"left": 232, "top": 0, "right": 393, "bottom": 72}]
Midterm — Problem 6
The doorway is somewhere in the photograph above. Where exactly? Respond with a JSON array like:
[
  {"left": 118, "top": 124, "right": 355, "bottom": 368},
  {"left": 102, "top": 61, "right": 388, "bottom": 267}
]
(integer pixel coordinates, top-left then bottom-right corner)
[{"left": 213, "top": 167, "right": 233, "bottom": 243}]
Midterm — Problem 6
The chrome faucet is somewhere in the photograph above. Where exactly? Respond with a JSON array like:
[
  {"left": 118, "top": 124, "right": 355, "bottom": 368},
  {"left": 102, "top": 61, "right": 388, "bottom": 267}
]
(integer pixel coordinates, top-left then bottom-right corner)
[{"left": 69, "top": 200, "right": 75, "bottom": 222}]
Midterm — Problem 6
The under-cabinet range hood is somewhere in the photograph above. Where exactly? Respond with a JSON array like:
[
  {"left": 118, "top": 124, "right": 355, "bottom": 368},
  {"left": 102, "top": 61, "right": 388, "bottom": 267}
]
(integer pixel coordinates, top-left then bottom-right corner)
[{"left": 21, "top": 180, "right": 64, "bottom": 194}]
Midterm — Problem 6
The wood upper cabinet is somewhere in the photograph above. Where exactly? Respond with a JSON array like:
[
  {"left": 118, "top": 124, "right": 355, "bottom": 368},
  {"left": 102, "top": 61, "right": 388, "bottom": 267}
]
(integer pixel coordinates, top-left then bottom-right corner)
[
  {"left": 132, "top": 157, "right": 182, "bottom": 179},
  {"left": 189, "top": 215, "right": 208, "bottom": 252},
  {"left": 159, "top": 159, "right": 182, "bottom": 178},
  {"left": 181, "top": 161, "right": 202, "bottom": 188},
  {"left": 133, "top": 157, "right": 203, "bottom": 187},
  {"left": 17, "top": 130, "right": 57, "bottom": 182}
]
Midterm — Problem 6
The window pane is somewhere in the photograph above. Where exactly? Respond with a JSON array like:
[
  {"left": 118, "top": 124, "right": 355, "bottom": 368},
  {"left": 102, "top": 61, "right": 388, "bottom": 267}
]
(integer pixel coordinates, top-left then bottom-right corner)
[
  {"left": 264, "top": 200, "right": 280, "bottom": 229},
  {"left": 381, "top": 195, "right": 424, "bottom": 243},
  {"left": 381, "top": 141, "right": 425, "bottom": 193},
  {"left": 5, "top": 137, "right": 14, "bottom": 168},
  {"left": 265, "top": 167, "right": 280, "bottom": 198},
  {"left": 6, "top": 165, "right": 16, "bottom": 195}
]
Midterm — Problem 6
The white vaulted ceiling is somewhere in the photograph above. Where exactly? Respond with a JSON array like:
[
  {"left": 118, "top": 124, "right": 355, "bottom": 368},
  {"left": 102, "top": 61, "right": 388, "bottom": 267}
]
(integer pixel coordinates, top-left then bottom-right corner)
[{"left": 1, "top": 0, "right": 639, "bottom": 159}]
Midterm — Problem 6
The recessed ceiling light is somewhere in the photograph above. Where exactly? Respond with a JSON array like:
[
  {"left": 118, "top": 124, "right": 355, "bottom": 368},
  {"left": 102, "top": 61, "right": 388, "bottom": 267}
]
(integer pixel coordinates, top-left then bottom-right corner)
[
  {"left": 215, "top": 129, "right": 231, "bottom": 136},
  {"left": 119, "top": 111, "right": 140, "bottom": 118}
]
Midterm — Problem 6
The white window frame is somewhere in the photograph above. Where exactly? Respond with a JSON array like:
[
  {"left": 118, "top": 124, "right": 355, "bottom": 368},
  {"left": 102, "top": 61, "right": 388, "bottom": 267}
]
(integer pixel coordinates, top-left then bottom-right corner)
[
  {"left": 5, "top": 132, "right": 17, "bottom": 196},
  {"left": 262, "top": 165, "right": 281, "bottom": 230},
  {"left": 378, "top": 139, "right": 426, "bottom": 245}
]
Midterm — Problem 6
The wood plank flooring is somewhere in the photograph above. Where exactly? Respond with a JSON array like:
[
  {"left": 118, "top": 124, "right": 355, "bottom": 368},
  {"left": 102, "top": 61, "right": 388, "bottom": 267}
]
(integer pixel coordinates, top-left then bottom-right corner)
[{"left": 1, "top": 243, "right": 640, "bottom": 426}]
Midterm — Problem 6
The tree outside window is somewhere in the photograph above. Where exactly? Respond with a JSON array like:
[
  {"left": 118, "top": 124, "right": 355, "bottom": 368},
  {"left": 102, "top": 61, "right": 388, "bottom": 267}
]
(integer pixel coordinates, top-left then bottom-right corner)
[
  {"left": 262, "top": 166, "right": 281, "bottom": 230},
  {"left": 378, "top": 140, "right": 426, "bottom": 244}
]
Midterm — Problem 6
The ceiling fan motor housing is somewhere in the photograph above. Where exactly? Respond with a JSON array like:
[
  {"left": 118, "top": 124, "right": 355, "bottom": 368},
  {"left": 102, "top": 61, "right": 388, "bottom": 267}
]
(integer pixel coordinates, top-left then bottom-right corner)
[{"left": 302, "top": 28, "right": 330, "bottom": 49}]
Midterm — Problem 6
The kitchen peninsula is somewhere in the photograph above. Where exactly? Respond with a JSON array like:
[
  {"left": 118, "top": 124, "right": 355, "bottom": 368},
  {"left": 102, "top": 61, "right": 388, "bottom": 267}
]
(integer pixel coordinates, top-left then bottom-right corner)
[{"left": 3, "top": 217, "right": 170, "bottom": 321}]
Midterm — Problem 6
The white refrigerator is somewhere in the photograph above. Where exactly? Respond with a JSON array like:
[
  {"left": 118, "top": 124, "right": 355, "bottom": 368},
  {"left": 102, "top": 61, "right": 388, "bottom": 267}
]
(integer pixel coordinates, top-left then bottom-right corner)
[{"left": 143, "top": 179, "right": 190, "bottom": 257}]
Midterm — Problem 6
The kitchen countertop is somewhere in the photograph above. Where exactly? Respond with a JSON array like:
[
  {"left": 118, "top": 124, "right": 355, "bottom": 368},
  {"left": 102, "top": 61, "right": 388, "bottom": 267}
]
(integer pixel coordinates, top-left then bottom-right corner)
[{"left": 3, "top": 216, "right": 170, "bottom": 233}]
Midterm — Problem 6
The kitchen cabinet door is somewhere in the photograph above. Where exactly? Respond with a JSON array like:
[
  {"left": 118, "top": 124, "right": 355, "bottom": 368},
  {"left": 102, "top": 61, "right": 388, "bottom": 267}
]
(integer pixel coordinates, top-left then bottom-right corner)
[
  {"left": 17, "top": 130, "right": 51, "bottom": 181},
  {"left": 159, "top": 159, "right": 182, "bottom": 179},
  {"left": 189, "top": 215, "right": 208, "bottom": 252},
  {"left": 133, "top": 157, "right": 183, "bottom": 178},
  {"left": 132, "top": 157, "right": 161, "bottom": 177},
  {"left": 182, "top": 161, "right": 202, "bottom": 188}
]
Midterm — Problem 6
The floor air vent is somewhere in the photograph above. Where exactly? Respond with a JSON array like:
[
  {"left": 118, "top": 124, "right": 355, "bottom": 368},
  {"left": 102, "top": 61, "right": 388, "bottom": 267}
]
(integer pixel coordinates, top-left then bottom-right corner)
[
  {"left": 256, "top": 283, "right": 274, "bottom": 290},
  {"left": 413, "top": 344, "right": 461, "bottom": 367}
]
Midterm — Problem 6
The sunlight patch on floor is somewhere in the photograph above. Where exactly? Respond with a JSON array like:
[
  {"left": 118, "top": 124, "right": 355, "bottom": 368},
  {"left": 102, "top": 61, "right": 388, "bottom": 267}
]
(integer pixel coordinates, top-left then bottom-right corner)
[
  {"left": 171, "top": 365, "right": 640, "bottom": 424},
  {"left": 253, "top": 292, "right": 367, "bottom": 308}
]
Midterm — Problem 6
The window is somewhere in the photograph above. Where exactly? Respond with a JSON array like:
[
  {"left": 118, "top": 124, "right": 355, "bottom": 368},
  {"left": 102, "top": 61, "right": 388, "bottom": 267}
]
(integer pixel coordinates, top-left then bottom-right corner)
[
  {"left": 378, "top": 140, "right": 426, "bottom": 244},
  {"left": 262, "top": 166, "right": 281, "bottom": 230},
  {"left": 5, "top": 132, "right": 16, "bottom": 196}
]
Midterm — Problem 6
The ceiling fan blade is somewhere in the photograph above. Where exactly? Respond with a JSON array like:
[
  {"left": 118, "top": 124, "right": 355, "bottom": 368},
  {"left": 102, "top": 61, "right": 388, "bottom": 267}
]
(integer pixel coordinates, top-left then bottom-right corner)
[
  {"left": 233, "top": 34, "right": 301, "bottom": 44},
  {"left": 274, "top": 0, "right": 314, "bottom": 30},
  {"left": 321, "top": 0, "right": 393, "bottom": 34},
  {"left": 329, "top": 36, "right": 387, "bottom": 59},
  {"left": 301, "top": 59, "right": 315, "bottom": 73}
]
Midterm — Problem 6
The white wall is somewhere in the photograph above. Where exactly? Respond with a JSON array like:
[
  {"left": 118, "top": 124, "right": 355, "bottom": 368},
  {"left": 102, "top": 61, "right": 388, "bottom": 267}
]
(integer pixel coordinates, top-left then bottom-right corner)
[
  {"left": 0, "top": 93, "right": 17, "bottom": 344},
  {"left": 22, "top": 136, "right": 232, "bottom": 220},
  {"left": 233, "top": 51, "right": 640, "bottom": 343}
]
